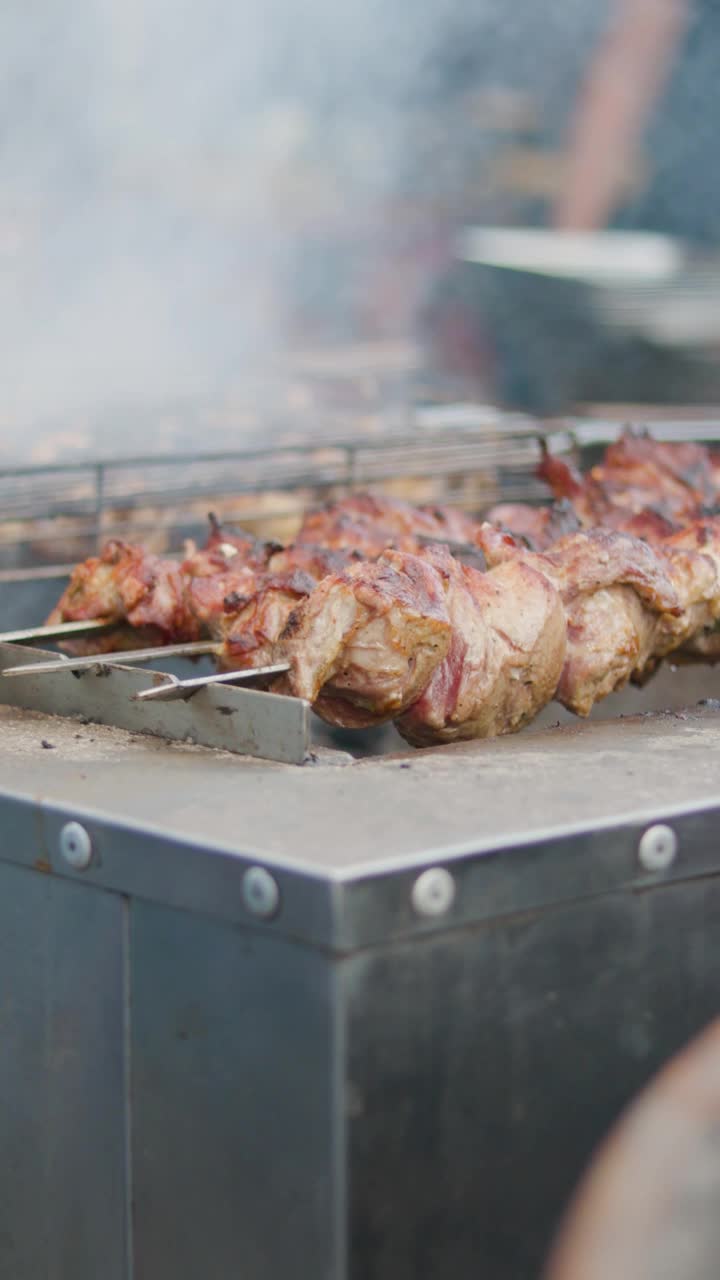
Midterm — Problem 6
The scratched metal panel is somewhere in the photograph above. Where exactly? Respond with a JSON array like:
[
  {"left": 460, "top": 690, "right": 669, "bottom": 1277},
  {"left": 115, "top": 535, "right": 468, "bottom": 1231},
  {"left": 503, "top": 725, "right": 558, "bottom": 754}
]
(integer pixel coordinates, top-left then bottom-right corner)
[
  {"left": 131, "top": 901, "right": 344, "bottom": 1280},
  {"left": 0, "top": 862, "right": 127, "bottom": 1280},
  {"left": 344, "top": 876, "right": 720, "bottom": 1280}
]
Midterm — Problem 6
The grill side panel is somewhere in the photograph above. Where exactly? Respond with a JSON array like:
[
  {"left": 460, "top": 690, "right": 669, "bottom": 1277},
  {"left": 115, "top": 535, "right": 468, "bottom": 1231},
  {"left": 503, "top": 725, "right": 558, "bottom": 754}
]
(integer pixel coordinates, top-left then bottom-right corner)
[
  {"left": 130, "top": 901, "right": 344, "bottom": 1280},
  {"left": 0, "top": 861, "right": 128, "bottom": 1280},
  {"left": 344, "top": 874, "right": 720, "bottom": 1280}
]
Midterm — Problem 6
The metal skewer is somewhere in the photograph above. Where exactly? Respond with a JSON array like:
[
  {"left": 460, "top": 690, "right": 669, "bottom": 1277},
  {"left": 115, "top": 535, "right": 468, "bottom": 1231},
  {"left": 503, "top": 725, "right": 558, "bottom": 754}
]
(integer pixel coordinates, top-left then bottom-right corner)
[
  {"left": 0, "top": 618, "right": 116, "bottom": 645},
  {"left": 2, "top": 640, "right": 219, "bottom": 678},
  {"left": 133, "top": 663, "right": 290, "bottom": 703}
]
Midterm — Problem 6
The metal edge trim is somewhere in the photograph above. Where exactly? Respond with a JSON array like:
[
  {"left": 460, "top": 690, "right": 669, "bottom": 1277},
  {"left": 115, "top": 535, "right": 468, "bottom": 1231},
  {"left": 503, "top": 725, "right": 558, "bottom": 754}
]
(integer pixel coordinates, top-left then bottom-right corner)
[
  {"left": 0, "top": 792, "right": 337, "bottom": 950},
  {"left": 1, "top": 790, "right": 718, "bottom": 951}
]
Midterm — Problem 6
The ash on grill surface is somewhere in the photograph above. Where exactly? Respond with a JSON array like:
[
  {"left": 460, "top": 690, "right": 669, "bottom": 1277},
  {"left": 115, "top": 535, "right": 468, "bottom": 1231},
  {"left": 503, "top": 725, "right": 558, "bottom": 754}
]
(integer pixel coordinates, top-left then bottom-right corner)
[{"left": 1, "top": 700, "right": 720, "bottom": 879}]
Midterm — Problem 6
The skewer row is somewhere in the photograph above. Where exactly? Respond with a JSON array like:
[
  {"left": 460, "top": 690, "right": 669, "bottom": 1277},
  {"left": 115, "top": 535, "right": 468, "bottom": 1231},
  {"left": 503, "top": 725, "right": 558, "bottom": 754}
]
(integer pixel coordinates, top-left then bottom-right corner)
[{"left": 0, "top": 620, "right": 290, "bottom": 700}]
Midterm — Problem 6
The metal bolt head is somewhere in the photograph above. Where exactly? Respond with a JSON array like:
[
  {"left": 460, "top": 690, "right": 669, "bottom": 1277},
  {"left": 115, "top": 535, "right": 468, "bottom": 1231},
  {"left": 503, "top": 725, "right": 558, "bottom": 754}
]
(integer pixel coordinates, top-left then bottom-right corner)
[
  {"left": 411, "top": 866, "right": 456, "bottom": 917},
  {"left": 242, "top": 865, "right": 280, "bottom": 919},
  {"left": 59, "top": 821, "right": 93, "bottom": 871},
  {"left": 638, "top": 823, "right": 678, "bottom": 872}
]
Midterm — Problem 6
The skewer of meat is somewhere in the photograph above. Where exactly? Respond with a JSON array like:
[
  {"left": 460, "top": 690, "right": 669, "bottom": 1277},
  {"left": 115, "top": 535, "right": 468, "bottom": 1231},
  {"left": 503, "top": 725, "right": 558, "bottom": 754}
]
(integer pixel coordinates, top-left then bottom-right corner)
[
  {"left": 44, "top": 513, "right": 420, "bottom": 669},
  {"left": 275, "top": 519, "right": 720, "bottom": 742},
  {"left": 276, "top": 537, "right": 557, "bottom": 743},
  {"left": 44, "top": 540, "right": 204, "bottom": 653},
  {"left": 192, "top": 510, "right": 479, "bottom": 672},
  {"left": 38, "top": 454, "right": 720, "bottom": 745}
]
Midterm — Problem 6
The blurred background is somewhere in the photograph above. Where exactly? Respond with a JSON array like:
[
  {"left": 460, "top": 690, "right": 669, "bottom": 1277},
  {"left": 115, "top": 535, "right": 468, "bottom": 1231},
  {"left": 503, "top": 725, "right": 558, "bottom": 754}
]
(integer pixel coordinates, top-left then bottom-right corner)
[{"left": 2, "top": 0, "right": 720, "bottom": 462}]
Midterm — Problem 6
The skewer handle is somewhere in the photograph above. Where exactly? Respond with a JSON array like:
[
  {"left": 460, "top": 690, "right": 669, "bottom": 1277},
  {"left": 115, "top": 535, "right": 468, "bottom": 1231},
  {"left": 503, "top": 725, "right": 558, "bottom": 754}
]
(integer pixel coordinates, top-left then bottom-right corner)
[
  {"left": 133, "top": 663, "right": 291, "bottom": 703},
  {"left": 2, "top": 640, "right": 219, "bottom": 678}
]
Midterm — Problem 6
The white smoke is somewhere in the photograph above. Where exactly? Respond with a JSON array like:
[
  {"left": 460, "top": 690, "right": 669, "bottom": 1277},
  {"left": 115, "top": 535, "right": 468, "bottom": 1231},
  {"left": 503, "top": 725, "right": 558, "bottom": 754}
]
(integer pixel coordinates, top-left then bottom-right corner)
[{"left": 0, "top": 0, "right": 610, "bottom": 453}]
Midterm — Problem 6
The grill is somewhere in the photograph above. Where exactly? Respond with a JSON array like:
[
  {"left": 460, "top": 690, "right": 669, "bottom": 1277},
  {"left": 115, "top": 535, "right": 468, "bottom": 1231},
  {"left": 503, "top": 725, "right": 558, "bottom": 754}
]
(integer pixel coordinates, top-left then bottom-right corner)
[{"left": 1, "top": 409, "right": 720, "bottom": 1280}]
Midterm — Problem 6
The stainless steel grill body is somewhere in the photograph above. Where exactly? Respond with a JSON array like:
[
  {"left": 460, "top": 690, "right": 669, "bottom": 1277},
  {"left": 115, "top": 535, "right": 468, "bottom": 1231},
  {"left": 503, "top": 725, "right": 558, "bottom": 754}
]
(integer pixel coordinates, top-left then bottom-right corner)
[{"left": 1, "top": 692, "right": 719, "bottom": 1278}]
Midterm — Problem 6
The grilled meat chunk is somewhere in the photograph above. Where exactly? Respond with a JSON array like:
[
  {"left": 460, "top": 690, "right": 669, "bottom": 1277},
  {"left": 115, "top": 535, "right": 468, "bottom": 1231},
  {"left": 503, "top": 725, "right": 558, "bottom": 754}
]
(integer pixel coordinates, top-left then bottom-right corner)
[
  {"left": 486, "top": 493, "right": 680, "bottom": 547},
  {"left": 483, "top": 499, "right": 582, "bottom": 550},
  {"left": 396, "top": 546, "right": 566, "bottom": 745},
  {"left": 203, "top": 513, "right": 277, "bottom": 569},
  {"left": 184, "top": 565, "right": 264, "bottom": 636},
  {"left": 661, "top": 518, "right": 720, "bottom": 660},
  {"left": 47, "top": 540, "right": 201, "bottom": 649},
  {"left": 296, "top": 509, "right": 421, "bottom": 557},
  {"left": 298, "top": 492, "right": 481, "bottom": 544},
  {"left": 295, "top": 492, "right": 483, "bottom": 560},
  {"left": 277, "top": 551, "right": 452, "bottom": 728},
  {"left": 277, "top": 544, "right": 564, "bottom": 741},
  {"left": 218, "top": 571, "right": 318, "bottom": 671},
  {"left": 538, "top": 428, "right": 720, "bottom": 528},
  {"left": 266, "top": 543, "right": 363, "bottom": 578},
  {"left": 477, "top": 522, "right": 718, "bottom": 714},
  {"left": 47, "top": 523, "right": 345, "bottom": 663}
]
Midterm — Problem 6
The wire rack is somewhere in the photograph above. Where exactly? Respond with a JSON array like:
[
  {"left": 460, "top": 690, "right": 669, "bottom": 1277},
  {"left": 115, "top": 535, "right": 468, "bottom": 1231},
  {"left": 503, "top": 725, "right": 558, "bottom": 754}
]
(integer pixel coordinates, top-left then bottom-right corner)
[
  {"left": 0, "top": 413, "right": 578, "bottom": 577},
  {"left": 4, "top": 402, "right": 720, "bottom": 581}
]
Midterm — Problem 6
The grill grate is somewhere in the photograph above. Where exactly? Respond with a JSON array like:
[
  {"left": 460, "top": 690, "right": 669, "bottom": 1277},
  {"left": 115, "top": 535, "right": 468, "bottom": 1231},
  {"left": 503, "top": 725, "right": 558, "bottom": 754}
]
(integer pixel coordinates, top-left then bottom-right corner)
[{"left": 0, "top": 415, "right": 578, "bottom": 572}]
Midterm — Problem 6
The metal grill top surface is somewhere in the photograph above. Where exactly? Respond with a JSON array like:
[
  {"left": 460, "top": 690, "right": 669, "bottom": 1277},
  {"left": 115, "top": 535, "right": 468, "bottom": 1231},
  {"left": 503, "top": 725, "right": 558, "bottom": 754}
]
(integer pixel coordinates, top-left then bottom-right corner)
[{"left": 1, "top": 688, "right": 720, "bottom": 949}]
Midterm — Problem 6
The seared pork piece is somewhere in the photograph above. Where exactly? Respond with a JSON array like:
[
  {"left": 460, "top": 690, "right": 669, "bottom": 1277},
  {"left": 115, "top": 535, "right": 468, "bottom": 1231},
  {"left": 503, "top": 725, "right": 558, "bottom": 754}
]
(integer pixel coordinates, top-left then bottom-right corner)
[
  {"left": 278, "top": 544, "right": 565, "bottom": 742},
  {"left": 195, "top": 541, "right": 362, "bottom": 669},
  {"left": 662, "top": 518, "right": 720, "bottom": 660},
  {"left": 396, "top": 547, "right": 566, "bottom": 745},
  {"left": 295, "top": 492, "right": 484, "bottom": 562},
  {"left": 412, "top": 501, "right": 484, "bottom": 544},
  {"left": 47, "top": 540, "right": 201, "bottom": 650},
  {"left": 600, "top": 431, "right": 718, "bottom": 512},
  {"left": 184, "top": 565, "right": 263, "bottom": 635},
  {"left": 192, "top": 539, "right": 362, "bottom": 670},
  {"left": 47, "top": 540, "right": 142, "bottom": 626},
  {"left": 538, "top": 428, "right": 720, "bottom": 528},
  {"left": 476, "top": 523, "right": 718, "bottom": 715},
  {"left": 47, "top": 518, "right": 273, "bottom": 653},
  {"left": 46, "top": 527, "right": 351, "bottom": 666},
  {"left": 266, "top": 543, "right": 362, "bottom": 578},
  {"left": 296, "top": 509, "right": 421, "bottom": 557},
  {"left": 297, "top": 492, "right": 481, "bottom": 545},
  {"left": 484, "top": 496, "right": 677, "bottom": 546},
  {"left": 483, "top": 499, "right": 582, "bottom": 550},
  {"left": 277, "top": 552, "right": 453, "bottom": 728},
  {"left": 203, "top": 513, "right": 276, "bottom": 569},
  {"left": 218, "top": 571, "right": 318, "bottom": 671}
]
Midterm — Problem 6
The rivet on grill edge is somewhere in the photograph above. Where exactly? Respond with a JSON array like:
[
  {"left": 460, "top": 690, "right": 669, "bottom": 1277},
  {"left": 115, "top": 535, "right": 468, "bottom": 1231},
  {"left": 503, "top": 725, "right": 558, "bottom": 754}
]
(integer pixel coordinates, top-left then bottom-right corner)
[
  {"left": 638, "top": 824, "right": 678, "bottom": 872},
  {"left": 242, "top": 866, "right": 280, "bottom": 919},
  {"left": 412, "top": 867, "right": 456, "bottom": 918},
  {"left": 59, "top": 821, "right": 93, "bottom": 871}
]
